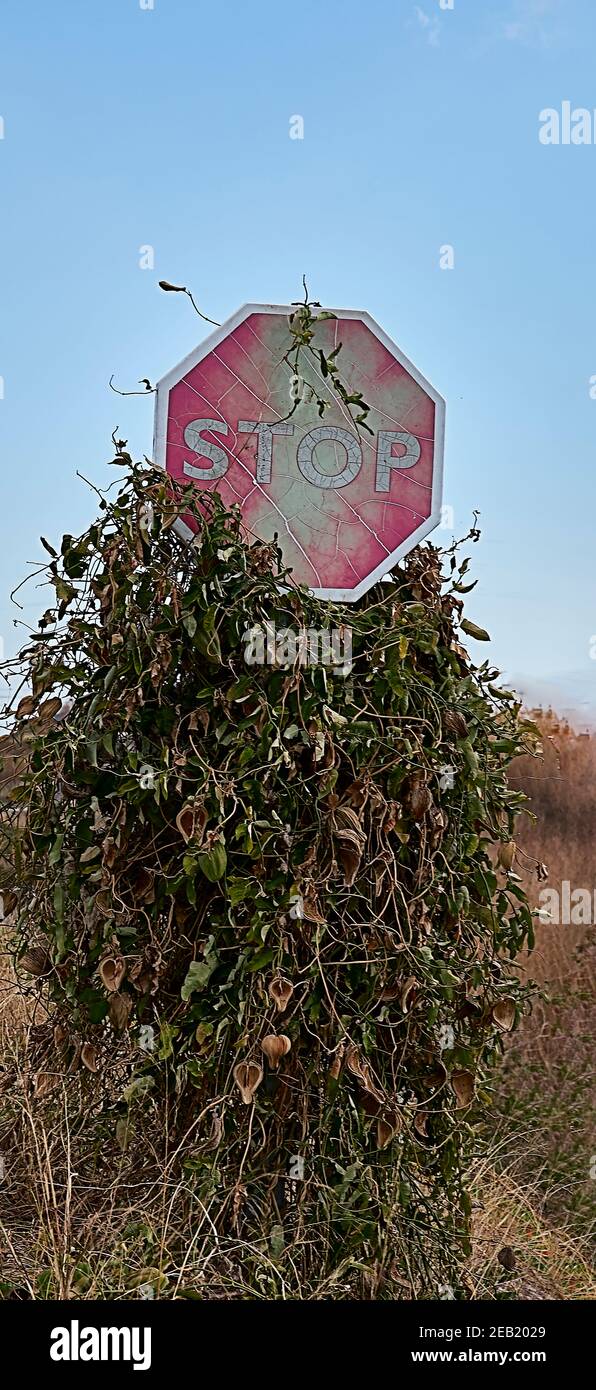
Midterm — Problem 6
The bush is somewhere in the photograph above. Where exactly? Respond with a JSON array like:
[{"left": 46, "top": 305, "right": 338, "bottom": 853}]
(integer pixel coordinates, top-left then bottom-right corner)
[{"left": 0, "top": 449, "right": 538, "bottom": 1298}]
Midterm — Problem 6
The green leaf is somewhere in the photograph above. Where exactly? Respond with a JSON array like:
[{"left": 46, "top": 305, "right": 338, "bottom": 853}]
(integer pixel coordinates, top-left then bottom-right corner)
[
  {"left": 48, "top": 833, "right": 64, "bottom": 866},
  {"left": 460, "top": 619, "right": 490, "bottom": 642},
  {"left": 194, "top": 605, "right": 222, "bottom": 663},
  {"left": 181, "top": 953, "right": 218, "bottom": 1000},
  {"left": 54, "top": 577, "right": 77, "bottom": 605},
  {"left": 228, "top": 877, "right": 254, "bottom": 906},
  {"left": 247, "top": 946, "right": 275, "bottom": 972},
  {"left": 123, "top": 1076, "right": 155, "bottom": 1105},
  {"left": 197, "top": 840, "right": 227, "bottom": 882},
  {"left": 85, "top": 740, "right": 99, "bottom": 768},
  {"left": 158, "top": 1022, "right": 179, "bottom": 1059},
  {"left": 270, "top": 1224, "right": 285, "bottom": 1258}
]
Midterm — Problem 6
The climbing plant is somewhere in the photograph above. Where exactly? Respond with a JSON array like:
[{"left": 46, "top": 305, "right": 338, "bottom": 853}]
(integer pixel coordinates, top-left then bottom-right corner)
[{"left": 0, "top": 444, "right": 539, "bottom": 1298}]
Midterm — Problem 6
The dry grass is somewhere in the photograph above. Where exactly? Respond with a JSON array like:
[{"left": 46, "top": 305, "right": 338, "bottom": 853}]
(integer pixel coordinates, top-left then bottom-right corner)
[
  {"left": 470, "top": 710, "right": 596, "bottom": 1296},
  {"left": 470, "top": 1161, "right": 595, "bottom": 1301}
]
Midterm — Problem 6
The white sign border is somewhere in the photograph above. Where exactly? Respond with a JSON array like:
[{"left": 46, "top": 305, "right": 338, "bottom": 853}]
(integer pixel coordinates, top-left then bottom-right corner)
[{"left": 153, "top": 303, "right": 446, "bottom": 603}]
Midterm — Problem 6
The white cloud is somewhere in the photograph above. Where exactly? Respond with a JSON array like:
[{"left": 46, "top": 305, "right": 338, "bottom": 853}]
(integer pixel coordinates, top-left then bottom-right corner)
[
  {"left": 414, "top": 5, "right": 441, "bottom": 48},
  {"left": 502, "top": 0, "right": 563, "bottom": 47}
]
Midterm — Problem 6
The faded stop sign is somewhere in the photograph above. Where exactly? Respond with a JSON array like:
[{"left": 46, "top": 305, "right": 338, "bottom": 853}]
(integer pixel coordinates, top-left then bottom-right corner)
[{"left": 154, "top": 304, "right": 445, "bottom": 601}]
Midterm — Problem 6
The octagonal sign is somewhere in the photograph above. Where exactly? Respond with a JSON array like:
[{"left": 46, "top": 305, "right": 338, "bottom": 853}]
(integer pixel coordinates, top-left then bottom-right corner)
[{"left": 154, "top": 304, "right": 445, "bottom": 601}]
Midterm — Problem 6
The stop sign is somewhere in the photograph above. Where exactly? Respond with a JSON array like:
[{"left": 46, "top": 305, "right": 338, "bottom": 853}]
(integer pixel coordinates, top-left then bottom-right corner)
[{"left": 154, "top": 304, "right": 445, "bottom": 601}]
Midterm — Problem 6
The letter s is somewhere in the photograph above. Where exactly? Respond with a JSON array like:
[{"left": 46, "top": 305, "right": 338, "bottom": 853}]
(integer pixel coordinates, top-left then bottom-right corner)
[{"left": 183, "top": 419, "right": 229, "bottom": 480}]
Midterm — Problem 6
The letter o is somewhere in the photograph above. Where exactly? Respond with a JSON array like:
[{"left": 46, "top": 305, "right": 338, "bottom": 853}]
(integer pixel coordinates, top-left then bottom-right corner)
[{"left": 297, "top": 426, "right": 362, "bottom": 489}]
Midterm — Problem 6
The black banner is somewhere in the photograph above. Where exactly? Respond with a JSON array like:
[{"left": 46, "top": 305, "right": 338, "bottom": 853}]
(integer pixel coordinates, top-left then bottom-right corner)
[{"left": 0, "top": 1297, "right": 590, "bottom": 1379}]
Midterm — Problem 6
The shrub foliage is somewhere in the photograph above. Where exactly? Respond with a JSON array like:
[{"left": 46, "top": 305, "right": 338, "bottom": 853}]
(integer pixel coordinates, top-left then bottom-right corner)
[{"left": 0, "top": 448, "right": 538, "bottom": 1297}]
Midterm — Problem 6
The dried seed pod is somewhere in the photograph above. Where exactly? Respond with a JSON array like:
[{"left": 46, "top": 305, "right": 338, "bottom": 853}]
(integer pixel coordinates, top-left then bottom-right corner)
[
  {"left": 331, "top": 805, "right": 366, "bottom": 886},
  {"left": 34, "top": 1071, "right": 57, "bottom": 1098},
  {"left": 81, "top": 1043, "right": 99, "bottom": 1074},
  {"left": 128, "top": 867, "right": 155, "bottom": 904},
  {"left": 233, "top": 1061, "right": 263, "bottom": 1104},
  {"left": 109, "top": 992, "right": 133, "bottom": 1031},
  {"left": 377, "top": 1118, "right": 394, "bottom": 1149},
  {"left": 15, "top": 695, "right": 37, "bottom": 720},
  {"left": 345, "top": 1045, "right": 385, "bottom": 1104},
  {"left": 20, "top": 946, "right": 50, "bottom": 977},
  {"left": 443, "top": 709, "right": 468, "bottom": 739},
  {"left": 99, "top": 956, "right": 126, "bottom": 993},
  {"left": 377, "top": 1110, "right": 401, "bottom": 1149},
  {"left": 37, "top": 697, "right": 63, "bottom": 725},
  {"left": 268, "top": 976, "right": 294, "bottom": 1014},
  {"left": 450, "top": 1069, "right": 475, "bottom": 1109},
  {"left": 406, "top": 773, "right": 433, "bottom": 821},
  {"left": 497, "top": 841, "right": 516, "bottom": 871},
  {"left": 176, "top": 805, "right": 195, "bottom": 843},
  {"left": 176, "top": 802, "right": 207, "bottom": 845},
  {"left": 261, "top": 1034, "right": 292, "bottom": 1070},
  {"left": 491, "top": 998, "right": 516, "bottom": 1033}
]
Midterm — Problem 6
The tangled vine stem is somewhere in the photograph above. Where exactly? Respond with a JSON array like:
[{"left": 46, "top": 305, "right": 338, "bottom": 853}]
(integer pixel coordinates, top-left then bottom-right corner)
[
  {"left": 0, "top": 454, "right": 541, "bottom": 1299},
  {"left": 156, "top": 274, "right": 373, "bottom": 434},
  {"left": 280, "top": 278, "right": 374, "bottom": 434}
]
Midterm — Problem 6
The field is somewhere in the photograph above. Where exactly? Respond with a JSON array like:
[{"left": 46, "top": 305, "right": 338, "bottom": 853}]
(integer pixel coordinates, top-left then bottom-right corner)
[{"left": 471, "top": 711, "right": 596, "bottom": 1299}]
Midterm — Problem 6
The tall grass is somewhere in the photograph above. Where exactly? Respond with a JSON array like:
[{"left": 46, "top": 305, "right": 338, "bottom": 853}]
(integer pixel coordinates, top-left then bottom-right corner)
[{"left": 486, "top": 711, "right": 596, "bottom": 1263}]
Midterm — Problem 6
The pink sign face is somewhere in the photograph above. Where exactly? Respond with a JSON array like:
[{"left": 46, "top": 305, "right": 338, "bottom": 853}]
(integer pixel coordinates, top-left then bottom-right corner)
[{"left": 154, "top": 305, "right": 445, "bottom": 601}]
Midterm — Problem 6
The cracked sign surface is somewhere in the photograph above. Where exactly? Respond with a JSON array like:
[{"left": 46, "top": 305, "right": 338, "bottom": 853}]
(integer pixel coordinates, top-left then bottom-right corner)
[{"left": 154, "top": 304, "right": 445, "bottom": 601}]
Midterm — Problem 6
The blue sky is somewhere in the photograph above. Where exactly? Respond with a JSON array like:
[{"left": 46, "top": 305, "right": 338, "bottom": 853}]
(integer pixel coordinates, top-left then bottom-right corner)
[{"left": 1, "top": 0, "right": 595, "bottom": 716}]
